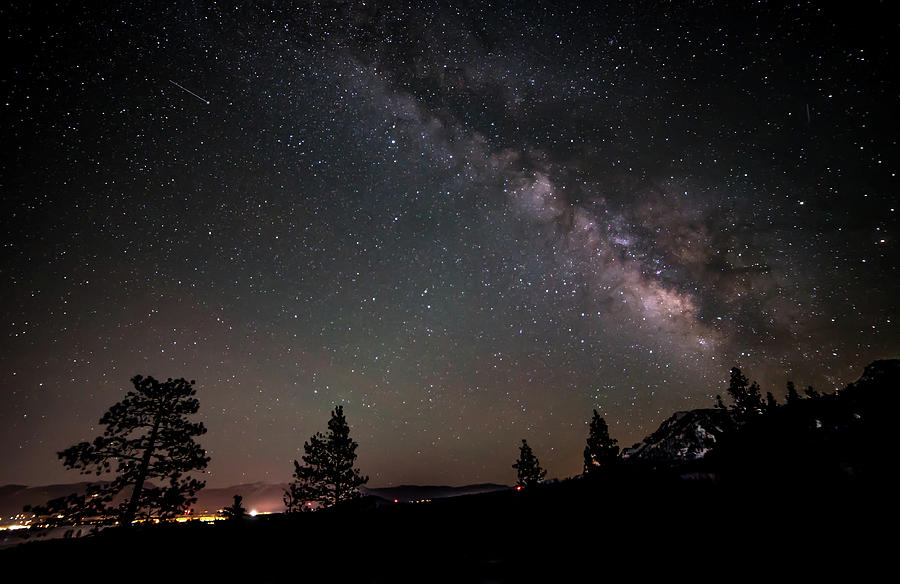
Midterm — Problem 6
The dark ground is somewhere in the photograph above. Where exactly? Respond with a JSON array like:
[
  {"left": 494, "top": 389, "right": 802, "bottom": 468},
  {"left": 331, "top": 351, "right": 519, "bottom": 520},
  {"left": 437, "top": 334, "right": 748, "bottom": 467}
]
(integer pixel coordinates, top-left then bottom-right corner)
[{"left": 2, "top": 471, "right": 889, "bottom": 583}]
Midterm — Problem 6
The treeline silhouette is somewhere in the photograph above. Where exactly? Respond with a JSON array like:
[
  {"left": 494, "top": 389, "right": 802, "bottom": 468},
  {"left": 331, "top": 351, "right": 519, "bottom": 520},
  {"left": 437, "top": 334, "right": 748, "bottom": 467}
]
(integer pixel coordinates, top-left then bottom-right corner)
[
  {"left": 5, "top": 360, "right": 895, "bottom": 581},
  {"left": 21, "top": 360, "right": 899, "bottom": 524},
  {"left": 707, "top": 360, "right": 898, "bottom": 488}
]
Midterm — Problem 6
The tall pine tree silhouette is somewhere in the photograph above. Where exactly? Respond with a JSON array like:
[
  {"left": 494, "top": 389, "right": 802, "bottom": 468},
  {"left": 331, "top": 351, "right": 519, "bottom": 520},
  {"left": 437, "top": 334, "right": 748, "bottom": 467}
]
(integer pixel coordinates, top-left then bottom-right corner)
[
  {"left": 286, "top": 405, "right": 368, "bottom": 510},
  {"left": 583, "top": 410, "right": 619, "bottom": 474},
  {"left": 49, "top": 375, "right": 208, "bottom": 525},
  {"left": 512, "top": 439, "right": 546, "bottom": 487}
]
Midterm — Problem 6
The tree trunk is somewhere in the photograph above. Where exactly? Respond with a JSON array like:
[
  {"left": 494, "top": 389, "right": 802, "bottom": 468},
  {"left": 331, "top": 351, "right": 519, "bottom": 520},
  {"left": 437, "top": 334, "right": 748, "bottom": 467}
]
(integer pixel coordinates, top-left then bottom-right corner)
[{"left": 121, "top": 409, "right": 163, "bottom": 525}]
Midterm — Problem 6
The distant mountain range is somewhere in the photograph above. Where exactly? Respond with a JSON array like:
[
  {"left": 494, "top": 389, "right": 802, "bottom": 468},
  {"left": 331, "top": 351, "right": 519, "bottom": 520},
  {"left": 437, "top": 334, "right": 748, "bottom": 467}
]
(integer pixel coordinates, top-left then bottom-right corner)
[
  {"left": 0, "top": 481, "right": 509, "bottom": 521},
  {"left": 362, "top": 483, "right": 509, "bottom": 503}
]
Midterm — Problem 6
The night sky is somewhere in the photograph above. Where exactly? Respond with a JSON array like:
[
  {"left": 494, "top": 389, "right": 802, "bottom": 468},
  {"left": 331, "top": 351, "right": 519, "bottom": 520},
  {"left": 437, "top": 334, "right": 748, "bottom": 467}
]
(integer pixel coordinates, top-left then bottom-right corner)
[{"left": 2, "top": 1, "right": 897, "bottom": 488}]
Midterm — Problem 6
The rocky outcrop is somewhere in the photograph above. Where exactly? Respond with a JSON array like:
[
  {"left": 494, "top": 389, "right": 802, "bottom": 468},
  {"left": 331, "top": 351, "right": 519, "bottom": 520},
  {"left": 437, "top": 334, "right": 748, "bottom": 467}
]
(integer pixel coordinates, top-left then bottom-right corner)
[
  {"left": 622, "top": 408, "right": 734, "bottom": 461},
  {"left": 845, "top": 359, "right": 899, "bottom": 391}
]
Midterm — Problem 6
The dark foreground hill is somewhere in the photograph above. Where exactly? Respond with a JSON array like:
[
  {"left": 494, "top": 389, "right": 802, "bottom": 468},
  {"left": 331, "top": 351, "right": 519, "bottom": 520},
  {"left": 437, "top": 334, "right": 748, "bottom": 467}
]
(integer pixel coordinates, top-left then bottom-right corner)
[
  {"left": 623, "top": 359, "right": 899, "bottom": 475},
  {"left": 2, "top": 473, "right": 890, "bottom": 582}
]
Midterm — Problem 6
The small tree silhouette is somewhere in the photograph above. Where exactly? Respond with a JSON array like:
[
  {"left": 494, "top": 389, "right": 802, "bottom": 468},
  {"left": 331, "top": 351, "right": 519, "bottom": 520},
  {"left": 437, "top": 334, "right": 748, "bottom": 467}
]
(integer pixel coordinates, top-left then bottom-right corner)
[
  {"left": 583, "top": 410, "right": 619, "bottom": 474},
  {"left": 286, "top": 405, "right": 368, "bottom": 510},
  {"left": 725, "top": 367, "right": 765, "bottom": 416},
  {"left": 44, "top": 375, "right": 209, "bottom": 525},
  {"left": 785, "top": 381, "right": 801, "bottom": 405},
  {"left": 512, "top": 439, "right": 546, "bottom": 487},
  {"left": 222, "top": 495, "right": 247, "bottom": 520}
]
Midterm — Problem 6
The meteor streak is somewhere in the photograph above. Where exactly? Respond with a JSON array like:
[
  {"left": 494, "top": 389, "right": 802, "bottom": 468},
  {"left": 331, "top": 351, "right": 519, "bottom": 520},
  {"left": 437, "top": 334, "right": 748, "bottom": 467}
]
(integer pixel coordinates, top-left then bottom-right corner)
[{"left": 169, "top": 80, "right": 210, "bottom": 105}]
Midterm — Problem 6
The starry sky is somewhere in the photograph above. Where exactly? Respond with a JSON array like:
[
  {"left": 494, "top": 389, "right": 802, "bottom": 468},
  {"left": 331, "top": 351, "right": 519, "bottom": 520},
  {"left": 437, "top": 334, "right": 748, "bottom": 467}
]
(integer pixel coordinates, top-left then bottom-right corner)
[{"left": 2, "top": 1, "right": 897, "bottom": 488}]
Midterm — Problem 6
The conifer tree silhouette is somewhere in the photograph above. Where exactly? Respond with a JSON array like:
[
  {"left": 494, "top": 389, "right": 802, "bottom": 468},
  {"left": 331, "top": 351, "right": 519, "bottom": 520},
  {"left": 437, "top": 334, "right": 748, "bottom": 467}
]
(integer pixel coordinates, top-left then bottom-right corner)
[
  {"left": 286, "top": 405, "right": 368, "bottom": 509},
  {"left": 45, "top": 375, "right": 209, "bottom": 525},
  {"left": 222, "top": 494, "right": 247, "bottom": 520},
  {"left": 725, "top": 367, "right": 765, "bottom": 416},
  {"left": 785, "top": 380, "right": 801, "bottom": 405},
  {"left": 765, "top": 391, "right": 778, "bottom": 412},
  {"left": 583, "top": 410, "right": 619, "bottom": 474},
  {"left": 512, "top": 439, "right": 546, "bottom": 487}
]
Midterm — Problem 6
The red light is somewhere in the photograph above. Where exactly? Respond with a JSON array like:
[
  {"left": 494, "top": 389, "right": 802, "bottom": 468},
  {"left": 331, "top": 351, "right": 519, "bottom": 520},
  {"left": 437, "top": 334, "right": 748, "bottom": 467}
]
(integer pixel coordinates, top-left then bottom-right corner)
[
  {"left": 516, "top": 485, "right": 522, "bottom": 492},
  {"left": 393, "top": 499, "right": 398, "bottom": 503}
]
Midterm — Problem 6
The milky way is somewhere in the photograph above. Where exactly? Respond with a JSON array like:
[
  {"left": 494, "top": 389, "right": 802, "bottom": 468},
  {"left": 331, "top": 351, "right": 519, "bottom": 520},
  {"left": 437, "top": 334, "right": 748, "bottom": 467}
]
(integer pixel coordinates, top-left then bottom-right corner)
[{"left": 2, "top": 1, "right": 897, "bottom": 487}]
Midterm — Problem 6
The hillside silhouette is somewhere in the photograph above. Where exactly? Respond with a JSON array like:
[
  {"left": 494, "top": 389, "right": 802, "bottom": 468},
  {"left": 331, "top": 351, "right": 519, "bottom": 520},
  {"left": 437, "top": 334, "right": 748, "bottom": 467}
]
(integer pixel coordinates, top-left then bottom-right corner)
[{"left": 2, "top": 360, "right": 895, "bottom": 581}]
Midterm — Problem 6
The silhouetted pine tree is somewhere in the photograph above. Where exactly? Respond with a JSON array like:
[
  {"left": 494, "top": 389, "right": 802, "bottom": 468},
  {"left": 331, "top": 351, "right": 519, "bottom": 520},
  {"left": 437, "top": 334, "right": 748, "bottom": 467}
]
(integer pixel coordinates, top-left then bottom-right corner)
[
  {"left": 222, "top": 494, "right": 246, "bottom": 520},
  {"left": 286, "top": 405, "right": 368, "bottom": 509},
  {"left": 765, "top": 392, "right": 778, "bottom": 412},
  {"left": 725, "top": 367, "right": 765, "bottom": 416},
  {"left": 47, "top": 375, "right": 209, "bottom": 525},
  {"left": 512, "top": 439, "right": 546, "bottom": 487},
  {"left": 805, "top": 385, "right": 821, "bottom": 399},
  {"left": 715, "top": 394, "right": 727, "bottom": 410},
  {"left": 583, "top": 410, "right": 619, "bottom": 474},
  {"left": 785, "top": 381, "right": 801, "bottom": 405}
]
